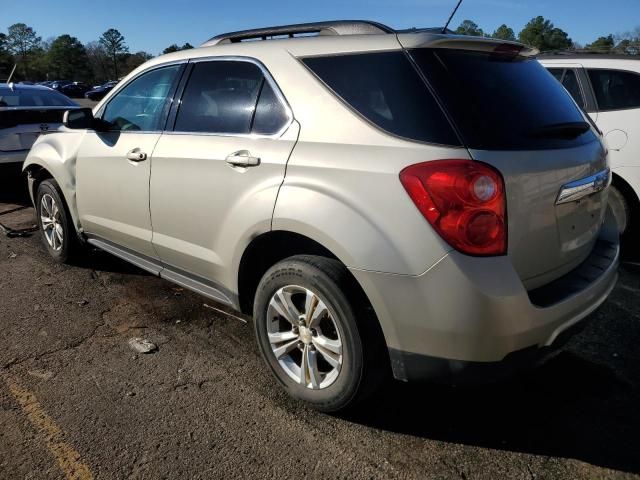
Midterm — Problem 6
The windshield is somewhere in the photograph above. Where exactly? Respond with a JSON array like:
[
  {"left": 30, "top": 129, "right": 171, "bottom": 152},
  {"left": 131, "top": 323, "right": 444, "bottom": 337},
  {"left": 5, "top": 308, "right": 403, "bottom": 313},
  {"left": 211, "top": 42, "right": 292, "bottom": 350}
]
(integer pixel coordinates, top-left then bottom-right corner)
[
  {"left": 410, "top": 49, "right": 597, "bottom": 150},
  {"left": 0, "top": 88, "right": 78, "bottom": 108}
]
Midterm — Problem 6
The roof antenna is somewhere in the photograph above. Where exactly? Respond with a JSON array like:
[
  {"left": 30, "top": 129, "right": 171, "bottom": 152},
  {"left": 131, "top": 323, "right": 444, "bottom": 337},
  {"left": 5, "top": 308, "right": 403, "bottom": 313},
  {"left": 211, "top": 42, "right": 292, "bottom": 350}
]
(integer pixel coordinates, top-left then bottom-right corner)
[
  {"left": 6, "top": 64, "right": 17, "bottom": 87},
  {"left": 442, "top": 0, "right": 463, "bottom": 34}
]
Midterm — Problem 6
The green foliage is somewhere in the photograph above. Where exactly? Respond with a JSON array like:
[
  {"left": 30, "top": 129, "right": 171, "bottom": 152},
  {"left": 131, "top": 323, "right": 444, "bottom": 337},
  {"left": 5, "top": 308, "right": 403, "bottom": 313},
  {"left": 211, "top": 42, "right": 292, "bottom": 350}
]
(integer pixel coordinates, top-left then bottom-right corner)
[
  {"left": 585, "top": 35, "right": 614, "bottom": 52},
  {"left": 455, "top": 19, "right": 484, "bottom": 37},
  {"left": 99, "top": 28, "right": 129, "bottom": 78},
  {"left": 492, "top": 24, "right": 516, "bottom": 41},
  {"left": 518, "top": 16, "right": 572, "bottom": 52},
  {"left": 162, "top": 42, "right": 194, "bottom": 55},
  {"left": 48, "top": 35, "right": 90, "bottom": 81},
  {"left": 6, "top": 23, "right": 42, "bottom": 79},
  {"left": 0, "top": 33, "right": 13, "bottom": 79}
]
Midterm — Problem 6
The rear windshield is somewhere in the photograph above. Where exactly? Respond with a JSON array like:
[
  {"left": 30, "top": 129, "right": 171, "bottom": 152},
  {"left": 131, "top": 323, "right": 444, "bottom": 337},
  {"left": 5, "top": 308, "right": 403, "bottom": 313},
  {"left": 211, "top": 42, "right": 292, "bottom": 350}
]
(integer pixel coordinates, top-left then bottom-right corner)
[
  {"left": 302, "top": 52, "right": 460, "bottom": 146},
  {"left": 411, "top": 49, "right": 597, "bottom": 150},
  {"left": 0, "top": 88, "right": 77, "bottom": 108}
]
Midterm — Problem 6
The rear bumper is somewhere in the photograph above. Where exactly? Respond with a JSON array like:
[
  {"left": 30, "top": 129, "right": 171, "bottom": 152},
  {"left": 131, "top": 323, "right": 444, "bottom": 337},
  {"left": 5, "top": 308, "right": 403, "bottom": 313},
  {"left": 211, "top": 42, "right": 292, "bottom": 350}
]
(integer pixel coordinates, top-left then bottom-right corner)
[
  {"left": 0, "top": 150, "right": 28, "bottom": 166},
  {"left": 350, "top": 212, "right": 619, "bottom": 382}
]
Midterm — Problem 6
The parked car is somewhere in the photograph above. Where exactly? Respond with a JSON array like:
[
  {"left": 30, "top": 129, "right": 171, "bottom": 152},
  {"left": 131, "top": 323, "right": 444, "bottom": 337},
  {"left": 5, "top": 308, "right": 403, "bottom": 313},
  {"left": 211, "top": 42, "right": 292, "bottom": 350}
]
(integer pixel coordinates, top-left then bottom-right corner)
[
  {"left": 59, "top": 82, "right": 91, "bottom": 98},
  {"left": 24, "top": 21, "right": 619, "bottom": 411},
  {"left": 84, "top": 81, "right": 118, "bottom": 101},
  {"left": 1, "top": 83, "right": 78, "bottom": 170},
  {"left": 540, "top": 55, "right": 640, "bottom": 243},
  {"left": 50, "top": 80, "right": 72, "bottom": 91}
]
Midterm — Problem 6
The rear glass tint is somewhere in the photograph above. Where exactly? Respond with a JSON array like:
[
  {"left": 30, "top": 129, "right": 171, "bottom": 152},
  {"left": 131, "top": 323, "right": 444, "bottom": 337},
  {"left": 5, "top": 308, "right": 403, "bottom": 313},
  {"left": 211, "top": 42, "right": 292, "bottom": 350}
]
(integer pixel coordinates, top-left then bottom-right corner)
[
  {"left": 0, "top": 88, "right": 77, "bottom": 107},
  {"left": 411, "top": 49, "right": 596, "bottom": 150},
  {"left": 303, "top": 52, "right": 460, "bottom": 146},
  {"left": 588, "top": 69, "right": 640, "bottom": 111}
]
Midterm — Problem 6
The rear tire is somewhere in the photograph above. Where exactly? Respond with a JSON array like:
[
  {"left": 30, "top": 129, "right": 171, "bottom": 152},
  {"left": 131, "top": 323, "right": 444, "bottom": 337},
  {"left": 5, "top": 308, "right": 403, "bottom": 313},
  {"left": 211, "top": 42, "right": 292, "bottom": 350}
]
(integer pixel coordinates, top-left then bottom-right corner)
[
  {"left": 35, "top": 179, "right": 79, "bottom": 263},
  {"left": 253, "top": 255, "right": 387, "bottom": 412},
  {"left": 608, "top": 184, "right": 631, "bottom": 236}
]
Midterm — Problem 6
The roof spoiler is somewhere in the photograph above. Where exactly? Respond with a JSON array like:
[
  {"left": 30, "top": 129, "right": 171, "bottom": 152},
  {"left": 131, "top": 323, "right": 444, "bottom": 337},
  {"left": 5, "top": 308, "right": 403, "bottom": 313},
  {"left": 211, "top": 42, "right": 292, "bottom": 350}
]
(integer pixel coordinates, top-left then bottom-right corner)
[{"left": 398, "top": 33, "right": 539, "bottom": 57}]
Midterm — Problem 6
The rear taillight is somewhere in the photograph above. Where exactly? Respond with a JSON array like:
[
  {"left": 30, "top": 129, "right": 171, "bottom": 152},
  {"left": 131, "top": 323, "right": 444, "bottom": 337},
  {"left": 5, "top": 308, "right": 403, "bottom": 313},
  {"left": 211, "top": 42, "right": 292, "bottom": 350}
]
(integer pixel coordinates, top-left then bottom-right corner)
[{"left": 399, "top": 159, "right": 507, "bottom": 256}]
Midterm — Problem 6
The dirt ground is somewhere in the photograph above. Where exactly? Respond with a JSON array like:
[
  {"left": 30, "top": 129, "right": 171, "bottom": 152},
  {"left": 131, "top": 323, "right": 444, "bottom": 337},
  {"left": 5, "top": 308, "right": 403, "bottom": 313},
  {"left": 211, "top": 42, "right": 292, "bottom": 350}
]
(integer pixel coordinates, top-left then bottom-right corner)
[{"left": 0, "top": 172, "right": 639, "bottom": 480}]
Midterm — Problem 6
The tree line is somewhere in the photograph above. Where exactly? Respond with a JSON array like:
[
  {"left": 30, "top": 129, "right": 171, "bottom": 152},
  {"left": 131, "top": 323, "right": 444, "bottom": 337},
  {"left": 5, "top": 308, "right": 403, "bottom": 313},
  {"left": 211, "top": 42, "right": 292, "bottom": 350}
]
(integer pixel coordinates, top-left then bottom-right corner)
[
  {"left": 2, "top": 16, "right": 639, "bottom": 84},
  {"left": 0, "top": 23, "right": 193, "bottom": 84},
  {"left": 454, "top": 16, "right": 640, "bottom": 54}
]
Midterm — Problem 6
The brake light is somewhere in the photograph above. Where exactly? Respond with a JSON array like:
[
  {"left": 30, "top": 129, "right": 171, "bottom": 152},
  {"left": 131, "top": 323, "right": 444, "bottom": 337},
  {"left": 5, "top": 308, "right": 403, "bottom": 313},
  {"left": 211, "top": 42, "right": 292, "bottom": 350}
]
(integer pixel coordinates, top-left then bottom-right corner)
[{"left": 399, "top": 160, "right": 507, "bottom": 256}]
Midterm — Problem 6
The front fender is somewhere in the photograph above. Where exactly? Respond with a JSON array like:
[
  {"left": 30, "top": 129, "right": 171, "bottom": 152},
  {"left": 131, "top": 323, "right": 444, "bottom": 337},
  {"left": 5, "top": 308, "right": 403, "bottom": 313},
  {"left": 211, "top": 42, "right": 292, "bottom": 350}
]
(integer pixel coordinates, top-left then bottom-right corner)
[{"left": 23, "top": 131, "right": 85, "bottom": 230}]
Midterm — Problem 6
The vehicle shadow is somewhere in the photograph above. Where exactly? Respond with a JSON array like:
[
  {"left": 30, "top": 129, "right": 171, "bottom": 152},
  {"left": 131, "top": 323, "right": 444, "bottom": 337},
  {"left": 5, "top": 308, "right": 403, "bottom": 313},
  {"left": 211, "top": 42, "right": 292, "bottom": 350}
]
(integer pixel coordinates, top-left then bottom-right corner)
[
  {"left": 0, "top": 167, "right": 31, "bottom": 207},
  {"left": 346, "top": 338, "right": 639, "bottom": 474},
  {"left": 70, "top": 248, "right": 153, "bottom": 277}
]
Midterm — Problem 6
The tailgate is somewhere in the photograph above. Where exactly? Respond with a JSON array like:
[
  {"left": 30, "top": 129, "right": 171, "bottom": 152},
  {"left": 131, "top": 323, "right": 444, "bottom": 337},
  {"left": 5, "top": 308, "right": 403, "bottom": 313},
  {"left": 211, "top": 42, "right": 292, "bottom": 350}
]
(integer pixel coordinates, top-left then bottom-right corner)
[
  {"left": 471, "top": 143, "right": 608, "bottom": 289},
  {"left": 407, "top": 42, "right": 609, "bottom": 288}
]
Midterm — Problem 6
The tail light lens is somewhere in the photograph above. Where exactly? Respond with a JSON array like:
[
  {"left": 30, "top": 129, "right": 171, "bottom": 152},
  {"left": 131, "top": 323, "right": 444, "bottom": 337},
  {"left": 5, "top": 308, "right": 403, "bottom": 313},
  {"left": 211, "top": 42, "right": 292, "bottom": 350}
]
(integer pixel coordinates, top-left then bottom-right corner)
[{"left": 399, "top": 159, "right": 507, "bottom": 256}]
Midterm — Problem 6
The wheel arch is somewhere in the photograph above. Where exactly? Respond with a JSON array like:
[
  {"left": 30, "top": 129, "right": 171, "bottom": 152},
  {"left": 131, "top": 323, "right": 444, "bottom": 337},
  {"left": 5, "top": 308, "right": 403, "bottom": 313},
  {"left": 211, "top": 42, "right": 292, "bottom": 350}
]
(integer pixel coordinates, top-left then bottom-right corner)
[
  {"left": 237, "top": 230, "right": 390, "bottom": 350},
  {"left": 22, "top": 135, "right": 82, "bottom": 231},
  {"left": 611, "top": 171, "right": 640, "bottom": 236},
  {"left": 611, "top": 171, "right": 640, "bottom": 213}
]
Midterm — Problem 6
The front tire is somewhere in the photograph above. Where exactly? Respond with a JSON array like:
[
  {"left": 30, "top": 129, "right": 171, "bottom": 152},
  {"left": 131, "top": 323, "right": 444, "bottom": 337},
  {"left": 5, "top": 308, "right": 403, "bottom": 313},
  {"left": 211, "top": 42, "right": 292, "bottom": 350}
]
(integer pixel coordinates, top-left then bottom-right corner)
[
  {"left": 36, "top": 179, "right": 78, "bottom": 263},
  {"left": 253, "top": 255, "right": 386, "bottom": 412}
]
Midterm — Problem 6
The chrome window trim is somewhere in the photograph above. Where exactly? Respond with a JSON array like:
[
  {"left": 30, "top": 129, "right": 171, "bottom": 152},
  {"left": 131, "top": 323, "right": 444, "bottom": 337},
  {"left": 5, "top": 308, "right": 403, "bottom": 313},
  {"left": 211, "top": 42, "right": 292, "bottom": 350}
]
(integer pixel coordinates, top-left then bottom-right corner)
[{"left": 170, "top": 55, "right": 294, "bottom": 139}]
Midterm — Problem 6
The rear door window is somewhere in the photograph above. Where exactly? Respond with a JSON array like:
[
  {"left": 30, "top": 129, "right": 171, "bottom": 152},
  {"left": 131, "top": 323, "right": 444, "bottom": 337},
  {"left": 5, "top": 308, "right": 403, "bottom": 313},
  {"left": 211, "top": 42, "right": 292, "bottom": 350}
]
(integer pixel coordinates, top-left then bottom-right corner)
[
  {"left": 175, "top": 61, "right": 264, "bottom": 134},
  {"left": 588, "top": 69, "right": 640, "bottom": 111},
  {"left": 302, "top": 52, "right": 460, "bottom": 146},
  {"left": 411, "top": 49, "right": 596, "bottom": 150}
]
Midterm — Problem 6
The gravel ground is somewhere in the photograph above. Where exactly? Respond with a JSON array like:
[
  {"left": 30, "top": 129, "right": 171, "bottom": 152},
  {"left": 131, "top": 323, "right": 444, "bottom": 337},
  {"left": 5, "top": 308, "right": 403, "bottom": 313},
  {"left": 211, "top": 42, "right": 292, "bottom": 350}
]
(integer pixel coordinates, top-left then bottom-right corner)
[{"left": 0, "top": 173, "right": 639, "bottom": 480}]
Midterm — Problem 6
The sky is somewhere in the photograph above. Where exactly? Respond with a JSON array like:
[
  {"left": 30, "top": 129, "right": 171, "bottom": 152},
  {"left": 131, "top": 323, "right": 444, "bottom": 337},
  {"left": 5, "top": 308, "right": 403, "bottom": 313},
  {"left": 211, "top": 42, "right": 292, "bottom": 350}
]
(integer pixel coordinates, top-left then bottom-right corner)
[{"left": 2, "top": 0, "right": 639, "bottom": 54}]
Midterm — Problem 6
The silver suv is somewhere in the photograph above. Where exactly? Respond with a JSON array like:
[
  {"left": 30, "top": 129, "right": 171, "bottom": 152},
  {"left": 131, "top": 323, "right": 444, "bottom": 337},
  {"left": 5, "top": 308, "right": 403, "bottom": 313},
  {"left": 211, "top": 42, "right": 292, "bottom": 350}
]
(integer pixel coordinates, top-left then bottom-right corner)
[{"left": 24, "top": 21, "right": 619, "bottom": 411}]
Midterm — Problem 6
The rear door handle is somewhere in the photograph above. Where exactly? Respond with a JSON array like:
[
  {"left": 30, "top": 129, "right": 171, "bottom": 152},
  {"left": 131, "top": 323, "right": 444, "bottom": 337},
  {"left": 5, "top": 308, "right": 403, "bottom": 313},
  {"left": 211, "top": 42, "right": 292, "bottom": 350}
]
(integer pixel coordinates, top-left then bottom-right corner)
[
  {"left": 226, "top": 150, "right": 260, "bottom": 168},
  {"left": 126, "top": 149, "right": 147, "bottom": 162}
]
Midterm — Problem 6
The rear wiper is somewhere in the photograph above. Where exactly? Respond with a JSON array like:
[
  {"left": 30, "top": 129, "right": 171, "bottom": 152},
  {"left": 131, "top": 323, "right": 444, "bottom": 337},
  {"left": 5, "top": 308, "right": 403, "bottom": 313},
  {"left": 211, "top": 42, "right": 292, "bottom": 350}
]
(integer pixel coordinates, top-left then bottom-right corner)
[{"left": 527, "top": 122, "right": 591, "bottom": 139}]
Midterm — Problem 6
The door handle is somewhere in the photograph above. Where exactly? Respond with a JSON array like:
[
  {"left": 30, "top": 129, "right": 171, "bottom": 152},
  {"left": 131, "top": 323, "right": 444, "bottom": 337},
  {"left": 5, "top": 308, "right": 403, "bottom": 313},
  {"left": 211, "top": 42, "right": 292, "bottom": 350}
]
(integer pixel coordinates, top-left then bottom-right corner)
[
  {"left": 126, "top": 149, "right": 147, "bottom": 162},
  {"left": 226, "top": 150, "right": 260, "bottom": 168}
]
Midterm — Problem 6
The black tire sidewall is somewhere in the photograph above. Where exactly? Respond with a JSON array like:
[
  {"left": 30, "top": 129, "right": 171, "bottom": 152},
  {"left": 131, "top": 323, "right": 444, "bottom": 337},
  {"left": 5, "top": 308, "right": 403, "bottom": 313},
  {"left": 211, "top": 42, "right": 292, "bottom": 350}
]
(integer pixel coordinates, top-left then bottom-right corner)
[
  {"left": 36, "top": 180, "right": 73, "bottom": 263},
  {"left": 254, "top": 257, "right": 365, "bottom": 411}
]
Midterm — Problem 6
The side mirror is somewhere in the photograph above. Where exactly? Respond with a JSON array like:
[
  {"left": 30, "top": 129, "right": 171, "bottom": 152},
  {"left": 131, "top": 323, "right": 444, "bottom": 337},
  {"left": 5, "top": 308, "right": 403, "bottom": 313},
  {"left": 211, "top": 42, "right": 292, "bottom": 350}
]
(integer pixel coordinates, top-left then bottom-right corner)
[{"left": 63, "top": 108, "right": 95, "bottom": 129}]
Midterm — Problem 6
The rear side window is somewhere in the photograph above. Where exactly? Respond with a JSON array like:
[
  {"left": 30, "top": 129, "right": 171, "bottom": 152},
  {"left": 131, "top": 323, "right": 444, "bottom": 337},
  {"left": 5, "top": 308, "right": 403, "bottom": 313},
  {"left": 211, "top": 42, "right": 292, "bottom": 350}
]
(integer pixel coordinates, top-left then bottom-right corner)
[
  {"left": 559, "top": 70, "right": 585, "bottom": 108},
  {"left": 252, "top": 81, "right": 290, "bottom": 135},
  {"left": 588, "top": 69, "right": 640, "bottom": 111},
  {"left": 548, "top": 68, "right": 564, "bottom": 81},
  {"left": 175, "top": 61, "right": 263, "bottom": 134},
  {"left": 302, "top": 52, "right": 460, "bottom": 146},
  {"left": 411, "top": 49, "right": 596, "bottom": 150}
]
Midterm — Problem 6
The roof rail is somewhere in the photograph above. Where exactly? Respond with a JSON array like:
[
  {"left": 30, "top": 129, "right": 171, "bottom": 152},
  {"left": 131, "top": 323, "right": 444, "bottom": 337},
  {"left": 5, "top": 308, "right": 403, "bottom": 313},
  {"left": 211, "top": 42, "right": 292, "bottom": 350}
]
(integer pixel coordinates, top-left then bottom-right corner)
[{"left": 201, "top": 20, "right": 395, "bottom": 47}]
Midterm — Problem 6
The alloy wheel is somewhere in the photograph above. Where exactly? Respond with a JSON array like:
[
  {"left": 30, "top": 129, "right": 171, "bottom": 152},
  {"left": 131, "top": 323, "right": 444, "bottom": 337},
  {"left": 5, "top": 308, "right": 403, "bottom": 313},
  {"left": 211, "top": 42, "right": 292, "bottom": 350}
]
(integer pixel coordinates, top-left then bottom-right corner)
[
  {"left": 40, "top": 193, "right": 63, "bottom": 251},
  {"left": 266, "top": 285, "right": 343, "bottom": 389}
]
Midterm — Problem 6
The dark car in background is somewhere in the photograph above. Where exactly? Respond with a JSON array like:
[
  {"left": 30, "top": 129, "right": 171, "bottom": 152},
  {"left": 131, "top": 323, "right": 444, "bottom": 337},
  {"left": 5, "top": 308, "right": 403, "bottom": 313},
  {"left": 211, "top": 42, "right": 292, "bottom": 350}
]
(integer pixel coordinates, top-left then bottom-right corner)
[
  {"left": 0, "top": 83, "right": 78, "bottom": 171},
  {"left": 59, "top": 82, "right": 91, "bottom": 98},
  {"left": 50, "top": 80, "right": 72, "bottom": 91},
  {"left": 84, "top": 80, "right": 118, "bottom": 101}
]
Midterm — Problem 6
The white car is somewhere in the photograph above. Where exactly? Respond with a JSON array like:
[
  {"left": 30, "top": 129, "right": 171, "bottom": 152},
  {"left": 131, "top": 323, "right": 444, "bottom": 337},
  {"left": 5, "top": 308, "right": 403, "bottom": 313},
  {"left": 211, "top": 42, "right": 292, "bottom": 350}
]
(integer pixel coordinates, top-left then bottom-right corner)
[{"left": 540, "top": 55, "right": 640, "bottom": 243}]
